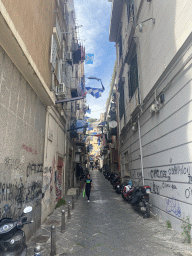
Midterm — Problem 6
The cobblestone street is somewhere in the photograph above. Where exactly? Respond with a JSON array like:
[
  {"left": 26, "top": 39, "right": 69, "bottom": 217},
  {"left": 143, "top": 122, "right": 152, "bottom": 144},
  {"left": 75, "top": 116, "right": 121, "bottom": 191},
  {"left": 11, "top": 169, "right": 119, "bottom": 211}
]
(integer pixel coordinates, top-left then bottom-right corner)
[{"left": 27, "top": 170, "right": 192, "bottom": 255}]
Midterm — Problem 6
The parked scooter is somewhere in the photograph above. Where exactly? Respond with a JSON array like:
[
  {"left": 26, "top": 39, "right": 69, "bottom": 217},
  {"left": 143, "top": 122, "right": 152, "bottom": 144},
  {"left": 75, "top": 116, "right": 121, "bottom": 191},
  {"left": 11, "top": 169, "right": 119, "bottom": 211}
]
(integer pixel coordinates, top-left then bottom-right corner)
[
  {"left": 131, "top": 185, "right": 151, "bottom": 217},
  {"left": 122, "top": 181, "right": 134, "bottom": 201},
  {"left": 0, "top": 206, "right": 33, "bottom": 256}
]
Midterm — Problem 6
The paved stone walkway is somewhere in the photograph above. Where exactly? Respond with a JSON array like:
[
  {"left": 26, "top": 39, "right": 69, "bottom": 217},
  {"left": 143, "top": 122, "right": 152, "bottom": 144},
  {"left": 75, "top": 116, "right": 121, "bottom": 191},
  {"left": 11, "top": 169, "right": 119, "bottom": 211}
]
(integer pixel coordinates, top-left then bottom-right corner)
[{"left": 27, "top": 170, "right": 192, "bottom": 255}]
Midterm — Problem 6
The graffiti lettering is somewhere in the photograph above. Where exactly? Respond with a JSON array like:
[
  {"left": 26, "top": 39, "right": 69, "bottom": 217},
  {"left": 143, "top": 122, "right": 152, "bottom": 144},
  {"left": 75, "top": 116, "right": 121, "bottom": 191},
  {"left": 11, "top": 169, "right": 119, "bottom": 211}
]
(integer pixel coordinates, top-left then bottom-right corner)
[
  {"left": 185, "top": 187, "right": 192, "bottom": 199},
  {"left": 4, "top": 157, "right": 23, "bottom": 171},
  {"left": 165, "top": 197, "right": 181, "bottom": 217},
  {"left": 150, "top": 169, "right": 171, "bottom": 181},
  {"left": 26, "top": 163, "right": 43, "bottom": 177},
  {"left": 153, "top": 182, "right": 160, "bottom": 195},
  {"left": 162, "top": 183, "right": 177, "bottom": 190},
  {"left": 150, "top": 165, "right": 190, "bottom": 182},
  {"left": 0, "top": 181, "right": 42, "bottom": 204},
  {"left": 44, "top": 167, "right": 52, "bottom": 173}
]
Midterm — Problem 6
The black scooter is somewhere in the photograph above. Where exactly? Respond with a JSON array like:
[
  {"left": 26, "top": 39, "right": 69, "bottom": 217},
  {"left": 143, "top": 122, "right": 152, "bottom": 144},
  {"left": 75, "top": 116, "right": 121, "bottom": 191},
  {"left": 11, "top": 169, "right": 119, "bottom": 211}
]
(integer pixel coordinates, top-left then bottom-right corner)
[
  {"left": 131, "top": 185, "right": 151, "bottom": 218},
  {"left": 0, "top": 206, "right": 33, "bottom": 256}
]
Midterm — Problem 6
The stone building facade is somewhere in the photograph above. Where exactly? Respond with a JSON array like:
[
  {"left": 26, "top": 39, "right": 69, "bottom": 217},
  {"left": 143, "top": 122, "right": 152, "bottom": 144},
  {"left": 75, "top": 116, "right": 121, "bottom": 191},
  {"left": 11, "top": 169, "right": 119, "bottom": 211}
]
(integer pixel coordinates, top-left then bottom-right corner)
[{"left": 0, "top": 0, "right": 85, "bottom": 239}]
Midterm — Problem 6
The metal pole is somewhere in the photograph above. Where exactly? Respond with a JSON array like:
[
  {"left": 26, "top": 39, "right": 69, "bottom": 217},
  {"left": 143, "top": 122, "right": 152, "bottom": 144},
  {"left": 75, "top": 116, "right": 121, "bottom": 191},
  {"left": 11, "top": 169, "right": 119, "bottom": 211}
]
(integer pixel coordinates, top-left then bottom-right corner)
[
  {"left": 72, "top": 196, "right": 75, "bottom": 210},
  {"left": 61, "top": 210, "right": 65, "bottom": 233},
  {"left": 34, "top": 245, "right": 41, "bottom": 256},
  {"left": 76, "top": 189, "right": 78, "bottom": 200},
  {"left": 67, "top": 201, "right": 71, "bottom": 219},
  {"left": 50, "top": 225, "right": 56, "bottom": 256},
  {"left": 138, "top": 115, "right": 144, "bottom": 186}
]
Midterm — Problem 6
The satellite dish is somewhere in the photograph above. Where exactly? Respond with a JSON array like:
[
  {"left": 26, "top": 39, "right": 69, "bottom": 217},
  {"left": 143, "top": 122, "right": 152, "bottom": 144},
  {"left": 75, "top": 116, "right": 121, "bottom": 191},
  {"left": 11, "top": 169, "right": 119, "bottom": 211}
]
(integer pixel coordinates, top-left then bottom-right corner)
[{"left": 109, "top": 121, "right": 117, "bottom": 128}]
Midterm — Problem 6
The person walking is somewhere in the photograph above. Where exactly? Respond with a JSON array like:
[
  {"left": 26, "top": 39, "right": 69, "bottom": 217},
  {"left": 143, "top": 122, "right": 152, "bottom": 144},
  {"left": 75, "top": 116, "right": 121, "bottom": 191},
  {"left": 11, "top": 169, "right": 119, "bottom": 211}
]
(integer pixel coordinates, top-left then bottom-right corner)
[{"left": 84, "top": 173, "right": 92, "bottom": 202}]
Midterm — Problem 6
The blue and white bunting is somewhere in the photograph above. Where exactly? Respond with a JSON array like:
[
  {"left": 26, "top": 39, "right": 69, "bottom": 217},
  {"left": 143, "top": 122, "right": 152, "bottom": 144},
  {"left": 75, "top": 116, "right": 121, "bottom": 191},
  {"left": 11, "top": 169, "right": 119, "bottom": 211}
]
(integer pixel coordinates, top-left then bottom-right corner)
[
  {"left": 76, "top": 120, "right": 86, "bottom": 133},
  {"left": 85, "top": 87, "right": 104, "bottom": 98},
  {"left": 85, "top": 54, "right": 94, "bottom": 64}
]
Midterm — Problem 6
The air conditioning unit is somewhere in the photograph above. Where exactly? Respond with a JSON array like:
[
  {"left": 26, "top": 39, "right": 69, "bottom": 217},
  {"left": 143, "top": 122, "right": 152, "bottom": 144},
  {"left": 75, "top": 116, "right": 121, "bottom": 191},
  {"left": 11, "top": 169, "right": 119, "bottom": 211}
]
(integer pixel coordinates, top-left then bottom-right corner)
[
  {"left": 56, "top": 83, "right": 66, "bottom": 99},
  {"left": 66, "top": 52, "right": 72, "bottom": 60}
]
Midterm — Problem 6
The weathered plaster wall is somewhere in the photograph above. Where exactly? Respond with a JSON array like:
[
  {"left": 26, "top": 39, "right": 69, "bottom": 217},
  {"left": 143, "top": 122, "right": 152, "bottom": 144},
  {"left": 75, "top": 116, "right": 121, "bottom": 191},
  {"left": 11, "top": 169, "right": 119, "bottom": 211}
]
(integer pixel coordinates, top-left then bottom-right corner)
[
  {"left": 0, "top": 45, "right": 46, "bottom": 240},
  {"left": 42, "top": 107, "right": 65, "bottom": 223}
]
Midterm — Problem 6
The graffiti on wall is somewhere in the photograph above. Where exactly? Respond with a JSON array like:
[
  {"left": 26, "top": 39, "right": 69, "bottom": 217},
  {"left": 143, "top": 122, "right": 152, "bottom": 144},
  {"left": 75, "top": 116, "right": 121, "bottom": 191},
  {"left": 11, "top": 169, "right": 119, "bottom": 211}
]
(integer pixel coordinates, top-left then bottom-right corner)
[
  {"left": 165, "top": 197, "right": 181, "bottom": 217},
  {"left": 26, "top": 163, "right": 43, "bottom": 177},
  {"left": 0, "top": 181, "right": 42, "bottom": 204},
  {"left": 0, "top": 157, "right": 43, "bottom": 219},
  {"left": 151, "top": 181, "right": 178, "bottom": 195},
  {"left": 149, "top": 165, "right": 190, "bottom": 182},
  {"left": 4, "top": 157, "right": 24, "bottom": 171},
  {"left": 21, "top": 144, "right": 37, "bottom": 155},
  {"left": 56, "top": 157, "right": 63, "bottom": 202}
]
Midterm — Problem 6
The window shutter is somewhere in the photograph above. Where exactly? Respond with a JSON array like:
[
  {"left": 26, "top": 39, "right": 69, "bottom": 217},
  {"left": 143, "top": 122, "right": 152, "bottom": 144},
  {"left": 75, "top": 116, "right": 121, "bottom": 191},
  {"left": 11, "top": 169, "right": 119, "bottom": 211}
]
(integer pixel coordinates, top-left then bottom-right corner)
[
  {"left": 57, "top": 59, "right": 62, "bottom": 84},
  {"left": 50, "top": 34, "right": 57, "bottom": 70},
  {"left": 128, "top": 54, "right": 139, "bottom": 99}
]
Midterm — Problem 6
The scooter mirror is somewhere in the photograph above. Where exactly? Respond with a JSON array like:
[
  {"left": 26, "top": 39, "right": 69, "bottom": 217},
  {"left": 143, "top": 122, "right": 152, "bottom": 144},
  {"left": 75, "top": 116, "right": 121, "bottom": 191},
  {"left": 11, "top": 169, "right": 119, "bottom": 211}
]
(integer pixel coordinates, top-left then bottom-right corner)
[{"left": 23, "top": 206, "right": 32, "bottom": 214}]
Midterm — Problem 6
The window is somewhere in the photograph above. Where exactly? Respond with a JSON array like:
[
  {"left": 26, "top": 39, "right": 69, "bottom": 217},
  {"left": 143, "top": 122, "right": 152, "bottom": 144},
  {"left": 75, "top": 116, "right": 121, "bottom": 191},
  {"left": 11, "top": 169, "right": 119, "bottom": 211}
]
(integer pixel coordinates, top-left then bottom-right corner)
[
  {"left": 127, "top": 0, "right": 135, "bottom": 24},
  {"left": 128, "top": 54, "right": 139, "bottom": 99},
  {"left": 119, "top": 81, "right": 125, "bottom": 120},
  {"left": 119, "top": 35, "right": 122, "bottom": 59}
]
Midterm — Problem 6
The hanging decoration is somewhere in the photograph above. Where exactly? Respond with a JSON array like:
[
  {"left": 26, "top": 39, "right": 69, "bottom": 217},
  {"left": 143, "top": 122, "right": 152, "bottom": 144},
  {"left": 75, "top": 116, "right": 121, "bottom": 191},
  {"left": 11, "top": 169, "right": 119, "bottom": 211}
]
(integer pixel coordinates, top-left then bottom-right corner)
[
  {"left": 76, "top": 120, "right": 87, "bottom": 133},
  {"left": 85, "top": 54, "right": 94, "bottom": 64},
  {"left": 85, "top": 87, "right": 104, "bottom": 99}
]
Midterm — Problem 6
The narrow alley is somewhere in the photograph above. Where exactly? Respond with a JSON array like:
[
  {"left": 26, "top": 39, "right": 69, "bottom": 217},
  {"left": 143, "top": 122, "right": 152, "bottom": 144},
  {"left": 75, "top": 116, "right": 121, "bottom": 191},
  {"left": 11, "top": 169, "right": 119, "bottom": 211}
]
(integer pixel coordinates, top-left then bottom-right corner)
[{"left": 27, "top": 170, "right": 192, "bottom": 256}]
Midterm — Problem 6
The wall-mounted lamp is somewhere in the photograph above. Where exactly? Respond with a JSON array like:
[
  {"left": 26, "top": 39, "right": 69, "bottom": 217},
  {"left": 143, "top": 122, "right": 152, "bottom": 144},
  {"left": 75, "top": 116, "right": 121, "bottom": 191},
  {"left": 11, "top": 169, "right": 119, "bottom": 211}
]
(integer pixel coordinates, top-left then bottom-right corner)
[
  {"left": 150, "top": 103, "right": 159, "bottom": 114},
  {"left": 132, "top": 122, "right": 137, "bottom": 132},
  {"left": 136, "top": 18, "right": 155, "bottom": 34}
]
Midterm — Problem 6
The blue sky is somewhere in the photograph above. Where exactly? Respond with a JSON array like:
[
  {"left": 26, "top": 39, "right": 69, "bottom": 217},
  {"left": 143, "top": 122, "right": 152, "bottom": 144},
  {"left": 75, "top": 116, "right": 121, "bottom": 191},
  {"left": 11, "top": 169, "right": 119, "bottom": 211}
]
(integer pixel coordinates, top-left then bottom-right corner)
[{"left": 73, "top": 0, "right": 116, "bottom": 119}]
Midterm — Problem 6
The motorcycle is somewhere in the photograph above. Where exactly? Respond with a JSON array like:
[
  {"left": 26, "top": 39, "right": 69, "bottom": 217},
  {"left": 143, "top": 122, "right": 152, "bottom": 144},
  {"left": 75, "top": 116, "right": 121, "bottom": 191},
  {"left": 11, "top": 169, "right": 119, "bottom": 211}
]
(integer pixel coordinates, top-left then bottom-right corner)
[
  {"left": 115, "top": 182, "right": 123, "bottom": 194},
  {"left": 122, "top": 185, "right": 134, "bottom": 201},
  {"left": 121, "top": 181, "right": 133, "bottom": 200},
  {"left": 0, "top": 206, "right": 33, "bottom": 256},
  {"left": 131, "top": 185, "right": 151, "bottom": 218}
]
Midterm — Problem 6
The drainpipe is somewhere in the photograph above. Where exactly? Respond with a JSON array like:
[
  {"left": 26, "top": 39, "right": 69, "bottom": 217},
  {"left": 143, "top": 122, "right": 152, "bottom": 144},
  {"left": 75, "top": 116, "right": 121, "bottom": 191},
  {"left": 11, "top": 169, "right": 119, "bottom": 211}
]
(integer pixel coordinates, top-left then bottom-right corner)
[{"left": 138, "top": 114, "right": 144, "bottom": 186}]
